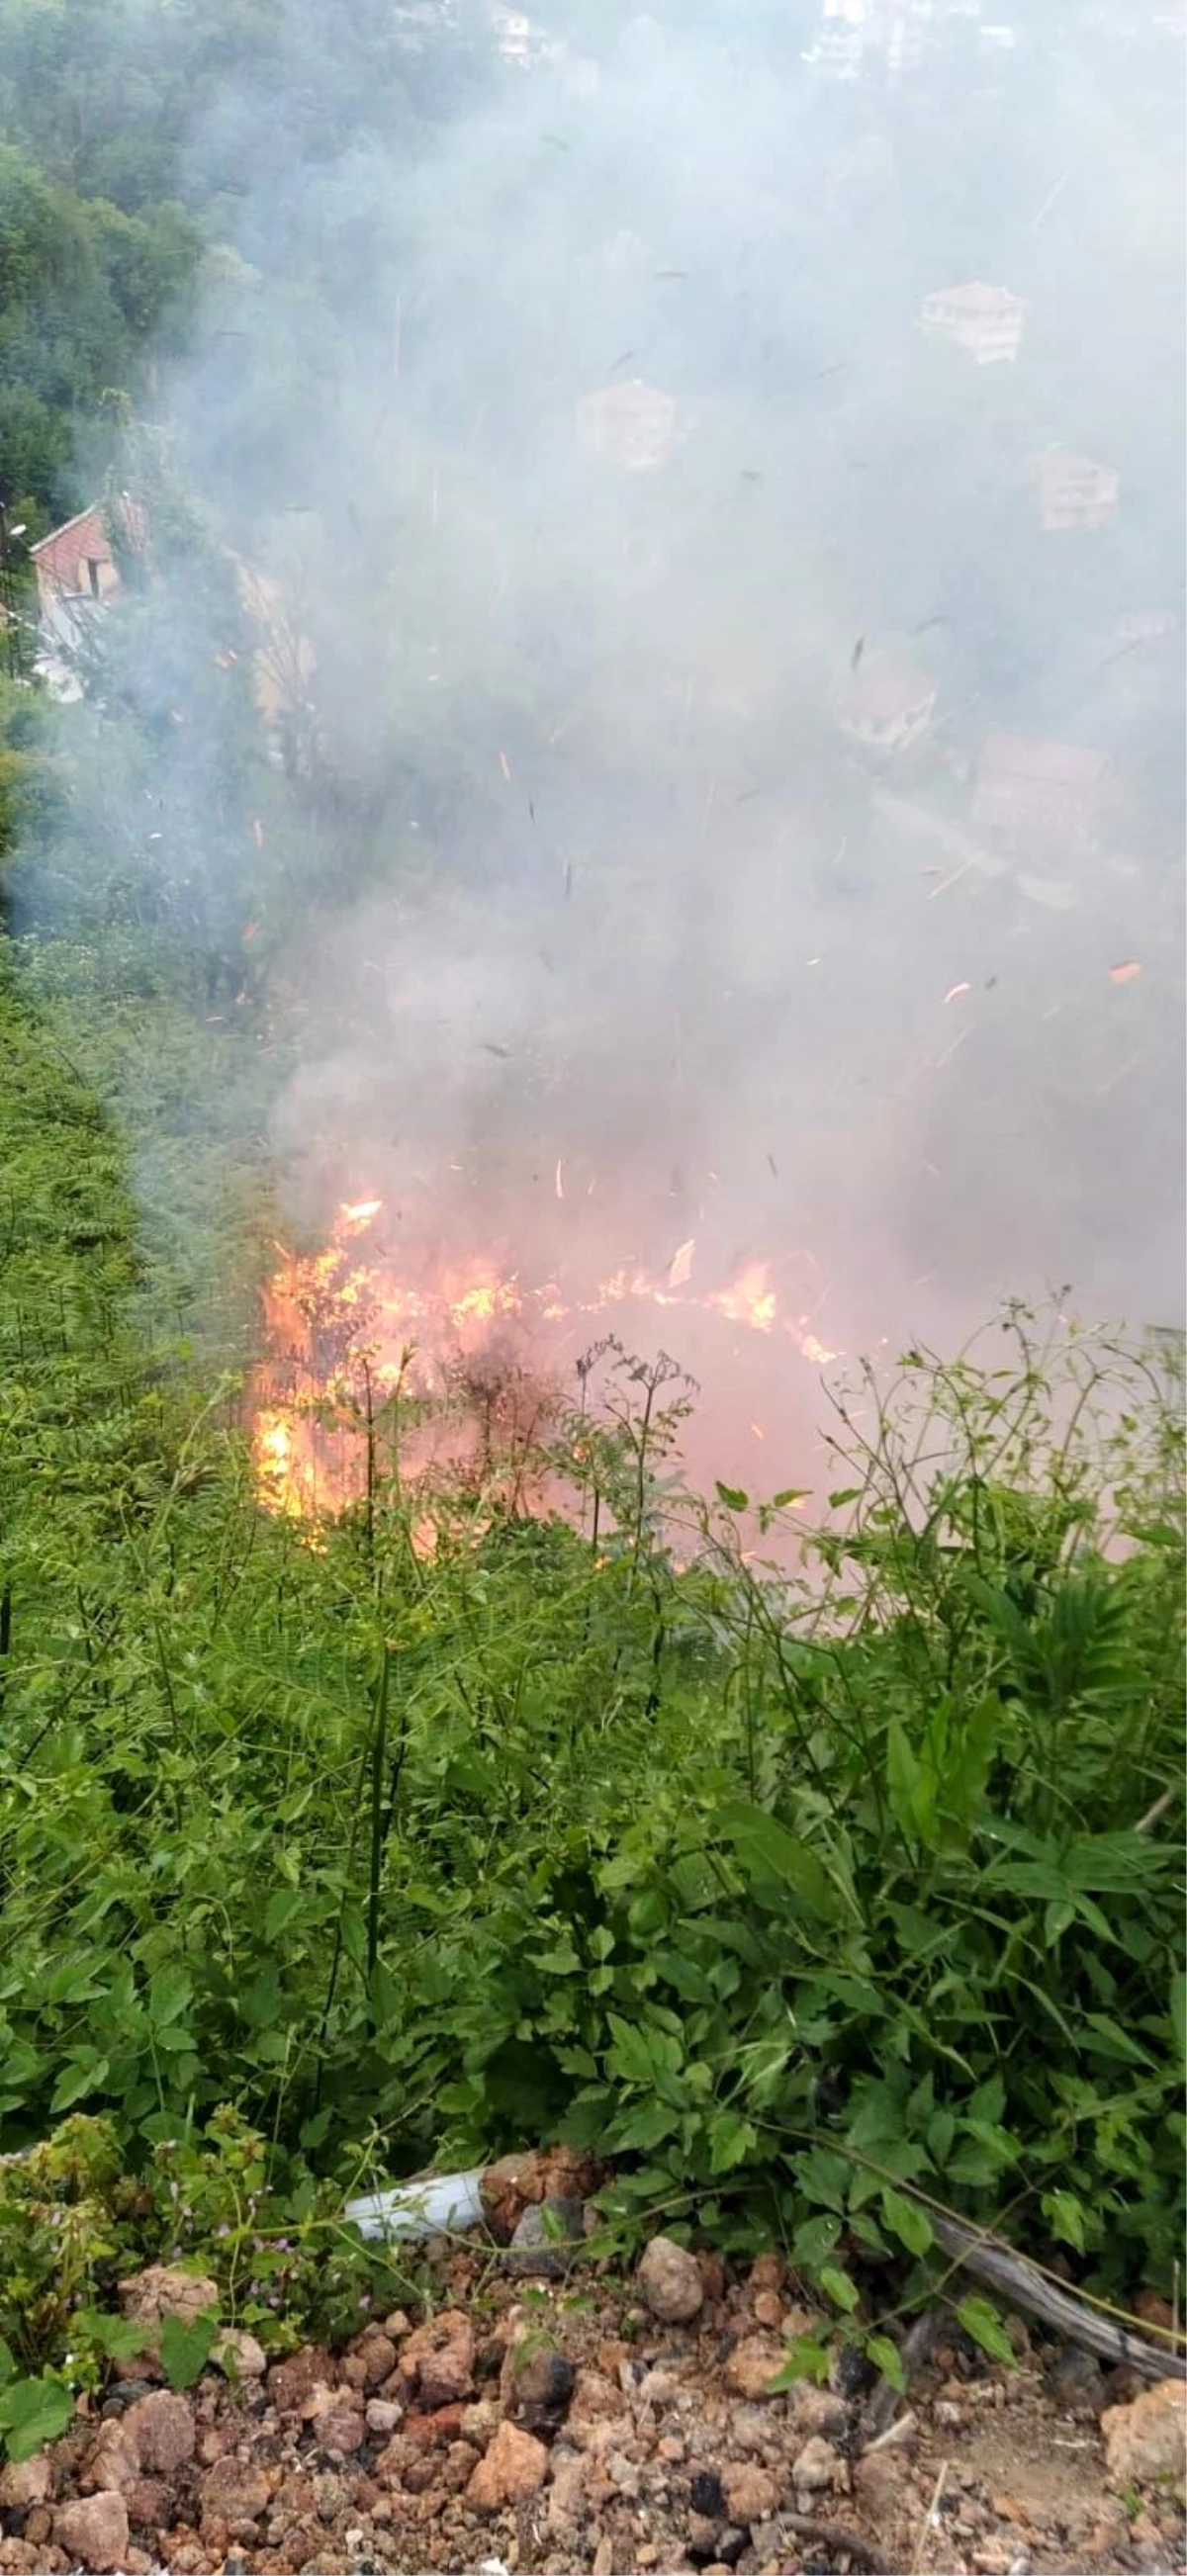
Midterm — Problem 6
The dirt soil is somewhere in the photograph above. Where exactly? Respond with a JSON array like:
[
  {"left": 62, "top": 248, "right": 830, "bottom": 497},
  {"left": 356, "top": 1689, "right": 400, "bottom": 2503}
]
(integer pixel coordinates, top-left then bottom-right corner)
[{"left": 2, "top": 2203, "right": 1183, "bottom": 2576}]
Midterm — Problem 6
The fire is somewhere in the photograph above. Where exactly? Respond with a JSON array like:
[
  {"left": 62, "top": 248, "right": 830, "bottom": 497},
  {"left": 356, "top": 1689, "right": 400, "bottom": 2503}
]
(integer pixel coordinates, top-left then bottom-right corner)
[{"left": 252, "top": 1196, "right": 839, "bottom": 1520}]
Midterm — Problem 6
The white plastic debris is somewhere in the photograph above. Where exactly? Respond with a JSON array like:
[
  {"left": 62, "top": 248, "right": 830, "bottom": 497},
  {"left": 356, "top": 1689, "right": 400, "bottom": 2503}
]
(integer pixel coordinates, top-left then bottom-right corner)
[{"left": 344, "top": 2166, "right": 486, "bottom": 2242}]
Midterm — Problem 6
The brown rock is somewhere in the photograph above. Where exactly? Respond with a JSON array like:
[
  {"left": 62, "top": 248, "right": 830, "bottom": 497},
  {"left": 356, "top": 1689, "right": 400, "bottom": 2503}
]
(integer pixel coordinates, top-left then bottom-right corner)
[
  {"left": 125, "top": 2477, "right": 175, "bottom": 2528},
  {"left": 316, "top": 2398, "right": 367, "bottom": 2456},
  {"left": 198, "top": 2456, "right": 272, "bottom": 2529},
  {"left": 405, "top": 2402, "right": 468, "bottom": 2447},
  {"left": 400, "top": 2312, "right": 475, "bottom": 2409},
  {"left": 481, "top": 2152, "right": 540, "bottom": 2242},
  {"left": 354, "top": 2332, "right": 397, "bottom": 2389},
  {"left": 637, "top": 2236, "right": 705, "bottom": 2325},
  {"left": 267, "top": 2346, "right": 334, "bottom": 2412},
  {"left": 568, "top": 2368, "right": 629, "bottom": 2438},
  {"left": 442, "top": 2440, "right": 482, "bottom": 2490},
  {"left": 785, "top": 2384, "right": 849, "bottom": 2439},
  {"left": 0, "top": 2453, "right": 52, "bottom": 2508},
  {"left": 115, "top": 2267, "right": 219, "bottom": 2380},
  {"left": 505, "top": 2339, "right": 577, "bottom": 2436},
  {"left": 123, "top": 2390, "right": 196, "bottom": 2476},
  {"left": 1135, "top": 2291, "right": 1175, "bottom": 2334},
  {"left": 855, "top": 2451, "right": 906, "bottom": 2521},
  {"left": 210, "top": 2327, "right": 266, "bottom": 2381},
  {"left": 79, "top": 2425, "right": 140, "bottom": 2497},
  {"left": 752, "top": 2290, "right": 783, "bottom": 2329},
  {"left": 792, "top": 2435, "right": 843, "bottom": 2492},
  {"left": 466, "top": 2419, "right": 550, "bottom": 2509},
  {"left": 724, "top": 2336, "right": 784, "bottom": 2401},
  {"left": 721, "top": 2461, "right": 778, "bottom": 2523},
  {"left": 1102, "top": 2379, "right": 1187, "bottom": 2489},
  {"left": 53, "top": 2492, "right": 130, "bottom": 2572}
]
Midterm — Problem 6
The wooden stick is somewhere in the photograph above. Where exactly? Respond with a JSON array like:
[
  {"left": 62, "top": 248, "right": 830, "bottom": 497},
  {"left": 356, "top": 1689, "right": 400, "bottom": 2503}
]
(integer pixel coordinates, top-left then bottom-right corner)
[
  {"left": 780, "top": 2509, "right": 891, "bottom": 2570},
  {"left": 928, "top": 2209, "right": 1186, "bottom": 2382}
]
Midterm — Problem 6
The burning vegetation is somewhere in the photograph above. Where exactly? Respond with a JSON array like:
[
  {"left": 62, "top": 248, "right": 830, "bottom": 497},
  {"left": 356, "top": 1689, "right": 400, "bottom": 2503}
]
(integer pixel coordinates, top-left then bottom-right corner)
[{"left": 252, "top": 1196, "right": 838, "bottom": 1522}]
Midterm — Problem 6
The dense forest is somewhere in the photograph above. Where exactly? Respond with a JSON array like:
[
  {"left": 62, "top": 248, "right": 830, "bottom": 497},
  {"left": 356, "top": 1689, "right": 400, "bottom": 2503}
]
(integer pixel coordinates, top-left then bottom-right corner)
[{"left": 0, "top": 0, "right": 1182, "bottom": 2477}]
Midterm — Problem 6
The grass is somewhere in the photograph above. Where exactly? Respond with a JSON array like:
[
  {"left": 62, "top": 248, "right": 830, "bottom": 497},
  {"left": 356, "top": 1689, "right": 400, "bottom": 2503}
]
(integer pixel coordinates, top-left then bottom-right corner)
[{"left": 0, "top": 933, "right": 1182, "bottom": 2432}]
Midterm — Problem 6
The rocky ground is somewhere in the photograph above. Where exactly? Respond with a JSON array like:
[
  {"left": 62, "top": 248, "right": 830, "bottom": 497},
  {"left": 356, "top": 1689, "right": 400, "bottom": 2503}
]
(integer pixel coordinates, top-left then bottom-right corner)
[{"left": 2, "top": 2156, "right": 1183, "bottom": 2576}]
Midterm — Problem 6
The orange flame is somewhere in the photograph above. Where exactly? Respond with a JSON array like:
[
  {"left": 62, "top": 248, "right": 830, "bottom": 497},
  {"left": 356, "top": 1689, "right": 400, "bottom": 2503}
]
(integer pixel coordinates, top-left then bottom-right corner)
[{"left": 252, "top": 1197, "right": 839, "bottom": 1520}]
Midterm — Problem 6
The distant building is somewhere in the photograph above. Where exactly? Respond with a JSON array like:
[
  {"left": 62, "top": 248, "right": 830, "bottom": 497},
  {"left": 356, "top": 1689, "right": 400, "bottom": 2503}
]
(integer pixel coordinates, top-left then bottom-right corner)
[
  {"left": 809, "top": 0, "right": 933, "bottom": 79},
  {"left": 1026, "top": 445, "right": 1120, "bottom": 532},
  {"left": 971, "top": 733, "right": 1109, "bottom": 850},
  {"left": 919, "top": 282, "right": 1028, "bottom": 364},
  {"left": 576, "top": 381, "right": 678, "bottom": 474},
  {"left": 29, "top": 497, "right": 145, "bottom": 657},
  {"left": 1116, "top": 607, "right": 1176, "bottom": 643},
  {"left": 833, "top": 651, "right": 937, "bottom": 753}
]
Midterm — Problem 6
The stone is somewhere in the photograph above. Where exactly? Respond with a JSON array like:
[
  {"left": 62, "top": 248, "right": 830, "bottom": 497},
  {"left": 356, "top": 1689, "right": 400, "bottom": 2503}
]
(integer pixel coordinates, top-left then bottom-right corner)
[
  {"left": 855, "top": 2452, "right": 905, "bottom": 2520},
  {"left": 365, "top": 2397, "right": 403, "bottom": 2436},
  {"left": 721, "top": 2461, "right": 777, "bottom": 2524},
  {"left": 636, "top": 2235, "right": 705, "bottom": 2325},
  {"left": 0, "top": 2454, "right": 52, "bottom": 2508},
  {"left": 124, "top": 2477, "right": 174, "bottom": 2528},
  {"left": 52, "top": 2493, "right": 130, "bottom": 2572},
  {"left": 355, "top": 2332, "right": 397, "bottom": 2389},
  {"left": 197, "top": 2457, "right": 272, "bottom": 2528},
  {"left": 506, "top": 2196, "right": 586, "bottom": 2278},
  {"left": 466, "top": 2420, "right": 549, "bottom": 2509},
  {"left": 792, "top": 2435, "right": 843, "bottom": 2492},
  {"left": 123, "top": 2390, "right": 196, "bottom": 2476},
  {"left": 79, "top": 2424, "right": 140, "bottom": 2496},
  {"left": 1046, "top": 2347, "right": 1106, "bottom": 2418},
  {"left": 752, "top": 2291, "right": 783, "bottom": 2329},
  {"left": 724, "top": 2337, "right": 784, "bottom": 2402},
  {"left": 689, "top": 2471, "right": 726, "bottom": 2518},
  {"left": 567, "top": 2367, "right": 629, "bottom": 2437},
  {"left": 211, "top": 2328, "right": 266, "bottom": 2381},
  {"left": 506, "top": 2343, "right": 576, "bottom": 2437},
  {"left": 114, "top": 2267, "right": 220, "bottom": 2380},
  {"left": 785, "top": 2383, "right": 849, "bottom": 2439},
  {"left": 267, "top": 2347, "right": 334, "bottom": 2412},
  {"left": 315, "top": 2397, "right": 366, "bottom": 2456},
  {"left": 400, "top": 2311, "right": 476, "bottom": 2409},
  {"left": 1102, "top": 2379, "right": 1187, "bottom": 2489}
]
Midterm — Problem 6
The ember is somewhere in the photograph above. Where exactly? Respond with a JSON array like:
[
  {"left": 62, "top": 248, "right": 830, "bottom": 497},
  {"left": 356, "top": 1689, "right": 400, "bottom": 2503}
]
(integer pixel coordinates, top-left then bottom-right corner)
[{"left": 252, "top": 1199, "right": 839, "bottom": 1519}]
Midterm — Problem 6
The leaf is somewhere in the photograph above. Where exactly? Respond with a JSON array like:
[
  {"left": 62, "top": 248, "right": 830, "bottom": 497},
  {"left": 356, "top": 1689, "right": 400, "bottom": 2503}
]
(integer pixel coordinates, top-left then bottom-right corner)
[
  {"left": 866, "top": 2333, "right": 906, "bottom": 2391},
  {"left": 957, "top": 2295, "right": 1016, "bottom": 2365},
  {"left": 48, "top": 2054, "right": 109, "bottom": 2112},
  {"left": 76, "top": 2309, "right": 148, "bottom": 2364},
  {"left": 1042, "top": 2189, "right": 1086, "bottom": 2253},
  {"left": 768, "top": 2334, "right": 831, "bottom": 2390},
  {"left": 0, "top": 2340, "right": 13, "bottom": 2387},
  {"left": 1172, "top": 1971, "right": 1186, "bottom": 2068},
  {"left": 716, "top": 1801, "right": 841, "bottom": 1921},
  {"left": 880, "top": 2188, "right": 934, "bottom": 2258},
  {"left": 772, "top": 1488, "right": 810, "bottom": 1509},
  {"left": 159, "top": 2309, "right": 220, "bottom": 2392},
  {"left": 715, "top": 1482, "right": 749, "bottom": 1513},
  {"left": 148, "top": 1962, "right": 193, "bottom": 2027},
  {"left": 707, "top": 2109, "right": 757, "bottom": 2175},
  {"left": 263, "top": 1888, "right": 304, "bottom": 1940},
  {"left": 0, "top": 2374, "right": 73, "bottom": 2460},
  {"left": 819, "top": 2265, "right": 860, "bottom": 2313}
]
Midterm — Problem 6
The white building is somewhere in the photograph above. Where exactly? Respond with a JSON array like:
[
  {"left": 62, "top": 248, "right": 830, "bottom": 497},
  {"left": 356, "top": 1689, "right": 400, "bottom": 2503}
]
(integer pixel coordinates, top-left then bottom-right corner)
[
  {"left": 576, "top": 381, "right": 678, "bottom": 475},
  {"left": 1026, "top": 445, "right": 1120, "bottom": 532},
  {"left": 919, "top": 281, "right": 1029, "bottom": 364}
]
